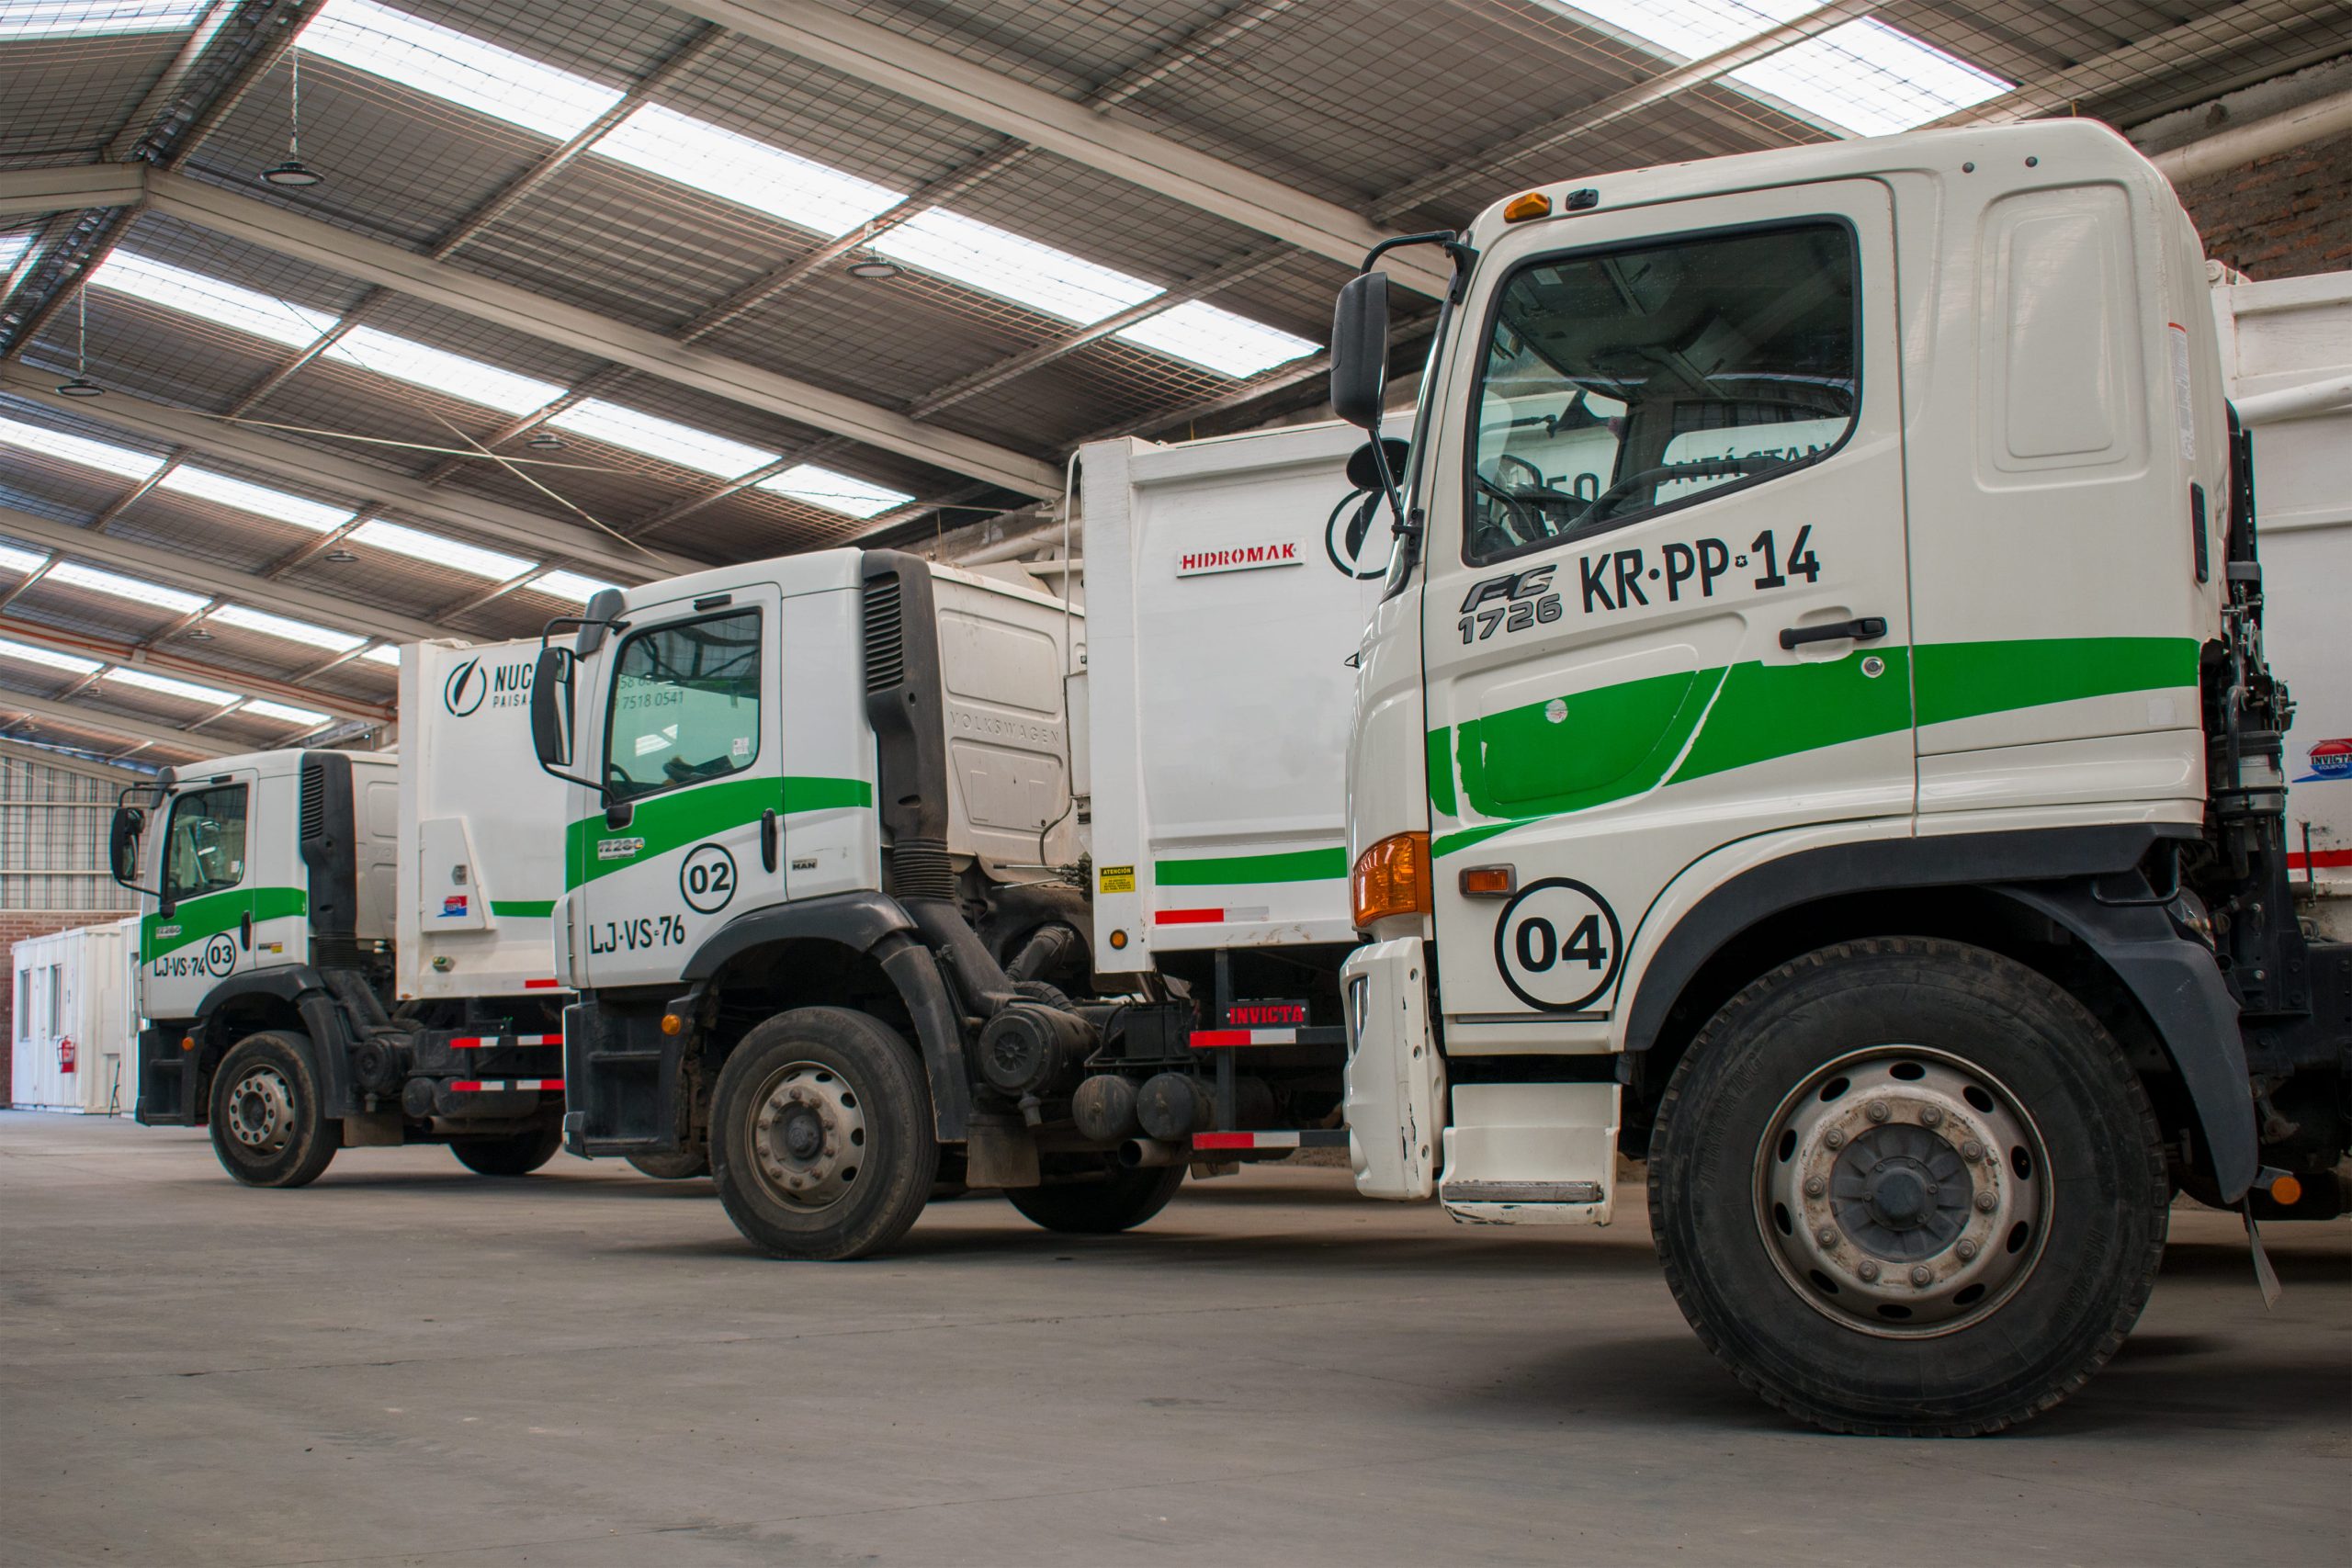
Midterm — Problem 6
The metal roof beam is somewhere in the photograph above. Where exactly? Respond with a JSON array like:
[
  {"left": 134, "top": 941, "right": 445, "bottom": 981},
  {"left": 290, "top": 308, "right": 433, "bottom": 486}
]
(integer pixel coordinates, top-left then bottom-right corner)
[
  {"left": 0, "top": 165, "right": 146, "bottom": 221},
  {"left": 0, "top": 686, "right": 227, "bottom": 759},
  {"left": 0, "top": 362, "right": 695, "bottom": 582},
  {"left": 0, "top": 615, "right": 390, "bottom": 725},
  {"left": 668, "top": 0, "right": 1452, "bottom": 297},
  {"left": 0, "top": 504, "right": 445, "bottom": 645},
  {"left": 138, "top": 170, "right": 1064, "bottom": 498}
]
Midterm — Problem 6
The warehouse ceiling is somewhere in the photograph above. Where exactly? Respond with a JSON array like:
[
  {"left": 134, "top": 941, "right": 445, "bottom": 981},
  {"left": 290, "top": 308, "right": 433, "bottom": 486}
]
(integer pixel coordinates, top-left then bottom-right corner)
[{"left": 0, "top": 0, "right": 2346, "bottom": 767}]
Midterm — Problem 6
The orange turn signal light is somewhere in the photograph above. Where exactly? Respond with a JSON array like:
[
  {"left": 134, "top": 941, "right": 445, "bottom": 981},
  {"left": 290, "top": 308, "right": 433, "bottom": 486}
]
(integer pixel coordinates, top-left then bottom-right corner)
[
  {"left": 661, "top": 1013, "right": 684, "bottom": 1036},
  {"left": 1109, "top": 929, "right": 1128, "bottom": 950},
  {"left": 1502, "top": 190, "right": 1552, "bottom": 222},
  {"left": 1352, "top": 831, "right": 1432, "bottom": 928},
  {"left": 2269, "top": 1173, "right": 2303, "bottom": 1205},
  {"left": 1460, "top": 864, "right": 1516, "bottom": 898},
  {"left": 180, "top": 1035, "right": 195, "bottom": 1053}
]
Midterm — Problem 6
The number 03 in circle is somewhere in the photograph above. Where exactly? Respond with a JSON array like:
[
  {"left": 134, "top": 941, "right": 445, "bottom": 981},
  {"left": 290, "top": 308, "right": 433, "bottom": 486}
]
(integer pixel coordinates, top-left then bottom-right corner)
[
  {"left": 679, "top": 841, "right": 739, "bottom": 914},
  {"left": 1492, "top": 877, "right": 1623, "bottom": 1012}
]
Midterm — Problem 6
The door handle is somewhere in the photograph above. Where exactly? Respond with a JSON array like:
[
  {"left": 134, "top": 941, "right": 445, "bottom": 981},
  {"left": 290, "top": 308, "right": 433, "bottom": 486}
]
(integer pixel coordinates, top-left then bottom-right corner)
[
  {"left": 238, "top": 910, "right": 253, "bottom": 951},
  {"left": 760, "top": 808, "right": 779, "bottom": 874},
  {"left": 1780, "top": 615, "right": 1887, "bottom": 650}
]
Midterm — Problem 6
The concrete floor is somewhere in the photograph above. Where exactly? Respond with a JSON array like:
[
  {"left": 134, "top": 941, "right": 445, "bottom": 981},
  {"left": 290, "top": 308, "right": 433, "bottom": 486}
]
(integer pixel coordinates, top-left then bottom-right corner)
[{"left": 1, "top": 1112, "right": 2346, "bottom": 1568}]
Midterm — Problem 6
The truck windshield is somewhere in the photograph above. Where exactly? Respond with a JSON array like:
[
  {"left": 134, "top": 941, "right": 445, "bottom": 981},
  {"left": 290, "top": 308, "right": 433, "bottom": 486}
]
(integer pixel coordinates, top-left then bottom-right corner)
[
  {"left": 1465, "top": 220, "right": 1857, "bottom": 564},
  {"left": 162, "top": 783, "right": 248, "bottom": 904},
  {"left": 604, "top": 609, "right": 763, "bottom": 803}
]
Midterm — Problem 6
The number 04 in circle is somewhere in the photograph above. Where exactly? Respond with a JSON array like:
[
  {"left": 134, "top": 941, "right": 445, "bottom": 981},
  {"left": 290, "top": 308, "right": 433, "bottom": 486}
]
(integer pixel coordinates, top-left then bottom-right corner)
[{"left": 1492, "top": 876, "right": 1623, "bottom": 1012}]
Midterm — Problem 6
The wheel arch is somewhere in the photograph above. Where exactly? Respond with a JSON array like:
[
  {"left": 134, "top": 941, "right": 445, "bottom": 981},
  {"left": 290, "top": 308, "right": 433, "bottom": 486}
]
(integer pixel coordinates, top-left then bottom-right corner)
[
  {"left": 191, "top": 968, "right": 338, "bottom": 1122},
  {"left": 1621, "top": 826, "right": 2256, "bottom": 1202}
]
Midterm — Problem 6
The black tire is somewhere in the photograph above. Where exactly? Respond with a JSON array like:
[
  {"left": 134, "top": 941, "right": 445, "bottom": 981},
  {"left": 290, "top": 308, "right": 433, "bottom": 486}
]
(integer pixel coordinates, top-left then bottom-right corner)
[
  {"left": 451, "top": 1122, "right": 565, "bottom": 1177},
  {"left": 1648, "top": 937, "right": 2167, "bottom": 1437},
  {"left": 626, "top": 1146, "right": 710, "bottom": 1180},
  {"left": 708, "top": 1008, "right": 937, "bottom": 1260},
  {"left": 1006, "top": 1160, "right": 1185, "bottom": 1235},
  {"left": 208, "top": 1031, "right": 340, "bottom": 1189}
]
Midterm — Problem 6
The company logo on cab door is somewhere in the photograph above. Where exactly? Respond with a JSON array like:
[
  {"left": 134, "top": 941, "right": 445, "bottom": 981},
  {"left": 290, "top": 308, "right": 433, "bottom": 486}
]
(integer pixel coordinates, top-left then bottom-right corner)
[
  {"left": 2300, "top": 739, "right": 2352, "bottom": 782},
  {"left": 1177, "top": 539, "right": 1305, "bottom": 577}
]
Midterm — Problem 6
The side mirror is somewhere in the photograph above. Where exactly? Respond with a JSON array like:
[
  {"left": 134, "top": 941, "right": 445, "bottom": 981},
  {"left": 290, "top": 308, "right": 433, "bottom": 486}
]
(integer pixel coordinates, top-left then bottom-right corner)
[
  {"left": 1347, "top": 437, "right": 1410, "bottom": 494},
  {"left": 576, "top": 587, "right": 627, "bottom": 656},
  {"left": 107, "top": 806, "right": 144, "bottom": 889},
  {"left": 1329, "top": 271, "right": 1391, "bottom": 429},
  {"left": 530, "top": 645, "right": 575, "bottom": 770}
]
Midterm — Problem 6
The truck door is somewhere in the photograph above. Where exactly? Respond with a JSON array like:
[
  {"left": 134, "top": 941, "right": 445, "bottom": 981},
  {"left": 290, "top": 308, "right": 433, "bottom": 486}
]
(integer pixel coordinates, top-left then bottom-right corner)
[
  {"left": 571, "top": 587, "right": 784, "bottom": 989},
  {"left": 1419, "top": 181, "right": 1912, "bottom": 1032},
  {"left": 141, "top": 772, "right": 263, "bottom": 1020}
]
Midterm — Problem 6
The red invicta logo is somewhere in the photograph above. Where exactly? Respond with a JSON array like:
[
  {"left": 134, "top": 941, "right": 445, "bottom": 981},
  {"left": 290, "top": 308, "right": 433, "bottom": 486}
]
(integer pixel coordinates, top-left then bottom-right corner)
[{"left": 1177, "top": 539, "right": 1306, "bottom": 577}]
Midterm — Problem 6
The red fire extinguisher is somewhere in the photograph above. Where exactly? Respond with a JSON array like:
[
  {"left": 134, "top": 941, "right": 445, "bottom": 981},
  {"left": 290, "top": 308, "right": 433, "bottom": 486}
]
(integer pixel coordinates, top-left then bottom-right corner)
[{"left": 58, "top": 1036, "right": 76, "bottom": 1075}]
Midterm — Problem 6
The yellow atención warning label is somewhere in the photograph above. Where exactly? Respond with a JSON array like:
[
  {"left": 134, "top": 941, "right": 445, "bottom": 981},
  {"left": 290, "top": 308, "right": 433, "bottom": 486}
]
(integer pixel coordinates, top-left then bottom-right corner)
[{"left": 1099, "top": 864, "right": 1136, "bottom": 894}]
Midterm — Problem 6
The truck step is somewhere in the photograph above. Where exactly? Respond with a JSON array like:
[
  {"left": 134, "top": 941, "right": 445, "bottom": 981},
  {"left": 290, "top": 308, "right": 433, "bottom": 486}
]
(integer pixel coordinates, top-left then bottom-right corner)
[
  {"left": 1189, "top": 1025, "right": 1346, "bottom": 1048},
  {"left": 1192, "top": 1128, "right": 1347, "bottom": 1152}
]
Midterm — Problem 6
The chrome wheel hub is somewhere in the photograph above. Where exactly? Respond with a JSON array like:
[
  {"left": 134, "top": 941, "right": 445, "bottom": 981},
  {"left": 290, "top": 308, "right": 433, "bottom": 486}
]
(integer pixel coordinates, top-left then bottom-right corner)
[
  {"left": 747, "top": 1061, "right": 865, "bottom": 1212},
  {"left": 1757, "top": 1047, "right": 2048, "bottom": 1337},
  {"left": 226, "top": 1068, "right": 295, "bottom": 1155}
]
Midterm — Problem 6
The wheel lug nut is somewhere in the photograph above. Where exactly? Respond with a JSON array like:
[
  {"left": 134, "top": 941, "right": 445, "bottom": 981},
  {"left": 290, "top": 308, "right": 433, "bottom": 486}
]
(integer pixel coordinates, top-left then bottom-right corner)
[
  {"left": 1816, "top": 1227, "right": 1839, "bottom": 1248},
  {"left": 1919, "top": 1107, "right": 1943, "bottom": 1128},
  {"left": 1804, "top": 1177, "right": 1826, "bottom": 1199},
  {"left": 1865, "top": 1101, "right": 1891, "bottom": 1123},
  {"left": 1910, "top": 1265, "right": 1933, "bottom": 1287},
  {"left": 1974, "top": 1191, "right": 1998, "bottom": 1213},
  {"left": 1962, "top": 1140, "right": 1984, "bottom": 1162},
  {"left": 1955, "top": 1238, "right": 1979, "bottom": 1261},
  {"left": 1856, "top": 1260, "right": 1881, "bottom": 1282},
  {"left": 1823, "top": 1129, "right": 1845, "bottom": 1149}
]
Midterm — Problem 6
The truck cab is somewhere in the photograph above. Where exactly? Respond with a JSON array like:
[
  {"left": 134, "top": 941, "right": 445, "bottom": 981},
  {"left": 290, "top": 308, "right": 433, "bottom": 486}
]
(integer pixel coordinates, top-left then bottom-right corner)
[{"left": 1329, "top": 119, "right": 2347, "bottom": 1435}]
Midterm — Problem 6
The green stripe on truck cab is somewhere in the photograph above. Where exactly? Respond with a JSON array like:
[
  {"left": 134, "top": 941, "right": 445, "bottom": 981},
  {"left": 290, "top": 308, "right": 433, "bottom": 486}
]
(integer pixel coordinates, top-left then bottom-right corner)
[
  {"left": 564, "top": 773, "right": 873, "bottom": 889},
  {"left": 140, "top": 886, "right": 307, "bottom": 959}
]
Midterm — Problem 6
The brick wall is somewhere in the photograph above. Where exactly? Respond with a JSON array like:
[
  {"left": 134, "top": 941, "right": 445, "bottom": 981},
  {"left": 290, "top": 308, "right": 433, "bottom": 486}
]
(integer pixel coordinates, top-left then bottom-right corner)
[
  {"left": 2173, "top": 126, "right": 2352, "bottom": 282},
  {"left": 2, "top": 911, "right": 125, "bottom": 1105}
]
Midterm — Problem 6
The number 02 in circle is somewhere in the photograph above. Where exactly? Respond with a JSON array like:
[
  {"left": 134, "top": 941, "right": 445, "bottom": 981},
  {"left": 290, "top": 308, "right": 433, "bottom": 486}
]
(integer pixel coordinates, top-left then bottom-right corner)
[
  {"left": 679, "top": 841, "right": 738, "bottom": 914},
  {"left": 1492, "top": 877, "right": 1623, "bottom": 1012}
]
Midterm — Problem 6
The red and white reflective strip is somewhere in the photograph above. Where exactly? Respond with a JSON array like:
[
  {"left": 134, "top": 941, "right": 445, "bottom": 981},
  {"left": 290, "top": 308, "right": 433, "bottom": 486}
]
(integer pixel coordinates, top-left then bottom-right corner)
[
  {"left": 522, "top": 978, "right": 564, "bottom": 990},
  {"left": 447, "top": 1033, "right": 561, "bottom": 1050},
  {"left": 1190, "top": 1028, "right": 1299, "bottom": 1048},
  {"left": 1153, "top": 905, "right": 1270, "bottom": 927},
  {"left": 2290, "top": 848, "right": 2352, "bottom": 869},
  {"left": 1193, "top": 1131, "right": 1302, "bottom": 1151},
  {"left": 448, "top": 1078, "right": 563, "bottom": 1093}
]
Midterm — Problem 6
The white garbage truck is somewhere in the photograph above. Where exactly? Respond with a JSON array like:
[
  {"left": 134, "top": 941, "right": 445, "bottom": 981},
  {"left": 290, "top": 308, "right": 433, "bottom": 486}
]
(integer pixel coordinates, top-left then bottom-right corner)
[
  {"left": 110, "top": 638, "right": 574, "bottom": 1185},
  {"left": 529, "top": 422, "right": 1390, "bottom": 1258},
  {"left": 1322, "top": 118, "right": 2351, "bottom": 1435}
]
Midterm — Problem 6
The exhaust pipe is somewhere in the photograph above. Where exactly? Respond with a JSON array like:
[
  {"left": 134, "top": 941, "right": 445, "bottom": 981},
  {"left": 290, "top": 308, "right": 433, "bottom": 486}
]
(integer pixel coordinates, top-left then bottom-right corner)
[{"left": 1118, "top": 1137, "right": 1183, "bottom": 1168}]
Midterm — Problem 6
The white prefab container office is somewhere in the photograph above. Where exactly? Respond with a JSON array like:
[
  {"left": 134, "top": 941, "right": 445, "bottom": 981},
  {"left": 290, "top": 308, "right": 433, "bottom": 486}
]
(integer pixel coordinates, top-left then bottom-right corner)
[{"left": 11, "top": 919, "right": 137, "bottom": 1113}]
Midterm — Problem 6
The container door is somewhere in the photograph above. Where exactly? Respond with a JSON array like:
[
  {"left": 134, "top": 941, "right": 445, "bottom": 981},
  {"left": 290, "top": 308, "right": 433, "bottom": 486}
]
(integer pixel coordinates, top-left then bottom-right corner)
[
  {"left": 571, "top": 590, "right": 783, "bottom": 989},
  {"left": 141, "top": 772, "right": 263, "bottom": 1021},
  {"left": 1419, "top": 182, "right": 1913, "bottom": 1030}
]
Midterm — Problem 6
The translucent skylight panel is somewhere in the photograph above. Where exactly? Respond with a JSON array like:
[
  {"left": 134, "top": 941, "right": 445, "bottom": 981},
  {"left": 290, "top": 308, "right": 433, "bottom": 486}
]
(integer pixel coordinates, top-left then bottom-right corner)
[
  {"left": 1551, "top": 0, "right": 1813, "bottom": 62},
  {"left": 302, "top": 0, "right": 623, "bottom": 141},
  {"left": 547, "top": 400, "right": 776, "bottom": 479},
  {"left": 362, "top": 645, "right": 401, "bottom": 666},
  {"left": 753, "top": 464, "right": 912, "bottom": 521},
  {"left": 324, "top": 326, "right": 564, "bottom": 415},
  {"left": 350, "top": 518, "right": 533, "bottom": 581},
  {"left": 241, "top": 698, "right": 332, "bottom": 727},
  {"left": 156, "top": 467, "right": 355, "bottom": 531},
  {"left": 1116, "top": 300, "right": 1318, "bottom": 379},
  {"left": 1729, "top": 18, "right": 2008, "bottom": 135},
  {"left": 876, "top": 209, "right": 1161, "bottom": 326},
  {"left": 93, "top": 250, "right": 338, "bottom": 348},
  {"left": 106, "top": 667, "right": 237, "bottom": 705},
  {"left": 0, "top": 231, "right": 31, "bottom": 273},
  {"left": 527, "top": 569, "right": 619, "bottom": 604},
  {"left": 0, "top": 1, "right": 210, "bottom": 40},
  {"left": 207, "top": 604, "right": 365, "bottom": 653},
  {"left": 0, "top": 636, "right": 98, "bottom": 674},
  {"left": 0, "top": 413, "right": 164, "bottom": 480},
  {"left": 0, "top": 543, "right": 47, "bottom": 575},
  {"left": 47, "top": 561, "right": 207, "bottom": 614},
  {"left": 594, "top": 106, "right": 904, "bottom": 237}
]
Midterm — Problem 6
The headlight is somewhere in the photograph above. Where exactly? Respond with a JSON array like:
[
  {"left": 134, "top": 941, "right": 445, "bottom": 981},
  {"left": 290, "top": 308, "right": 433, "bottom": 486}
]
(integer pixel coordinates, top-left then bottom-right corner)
[{"left": 1351, "top": 830, "right": 1430, "bottom": 928}]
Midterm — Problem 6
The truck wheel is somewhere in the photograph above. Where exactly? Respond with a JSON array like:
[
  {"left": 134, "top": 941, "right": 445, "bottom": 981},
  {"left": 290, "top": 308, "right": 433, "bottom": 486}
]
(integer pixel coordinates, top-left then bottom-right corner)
[
  {"left": 709, "top": 1008, "right": 937, "bottom": 1260},
  {"left": 450, "top": 1122, "right": 564, "bottom": 1177},
  {"left": 626, "top": 1147, "right": 710, "bottom": 1180},
  {"left": 1006, "top": 1161, "right": 1185, "bottom": 1235},
  {"left": 1648, "top": 937, "right": 2167, "bottom": 1437},
  {"left": 209, "top": 1032, "right": 340, "bottom": 1189}
]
